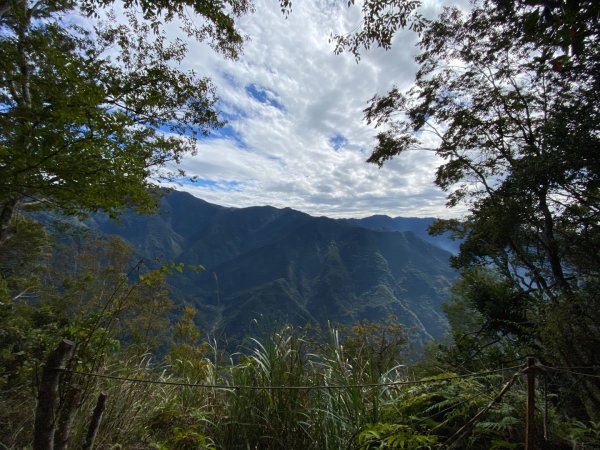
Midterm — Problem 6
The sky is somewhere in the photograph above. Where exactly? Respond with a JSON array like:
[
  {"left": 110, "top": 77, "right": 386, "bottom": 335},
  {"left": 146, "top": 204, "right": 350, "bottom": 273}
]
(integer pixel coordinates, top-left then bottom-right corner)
[{"left": 162, "top": 0, "right": 462, "bottom": 219}]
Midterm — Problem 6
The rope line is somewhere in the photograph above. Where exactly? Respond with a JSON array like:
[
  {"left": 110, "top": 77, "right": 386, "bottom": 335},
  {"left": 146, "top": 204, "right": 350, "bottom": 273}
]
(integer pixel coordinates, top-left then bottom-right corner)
[
  {"left": 540, "top": 364, "right": 600, "bottom": 371},
  {"left": 346, "top": 388, "right": 496, "bottom": 450},
  {"left": 541, "top": 365, "right": 600, "bottom": 379},
  {"left": 414, "top": 388, "right": 495, "bottom": 429},
  {"left": 51, "top": 366, "right": 521, "bottom": 391},
  {"left": 445, "top": 368, "right": 522, "bottom": 450}
]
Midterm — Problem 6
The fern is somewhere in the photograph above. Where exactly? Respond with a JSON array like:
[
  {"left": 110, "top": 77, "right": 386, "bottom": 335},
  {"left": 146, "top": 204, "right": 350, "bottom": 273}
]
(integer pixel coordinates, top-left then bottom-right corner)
[
  {"left": 478, "top": 416, "right": 520, "bottom": 432},
  {"left": 357, "top": 424, "right": 440, "bottom": 449}
]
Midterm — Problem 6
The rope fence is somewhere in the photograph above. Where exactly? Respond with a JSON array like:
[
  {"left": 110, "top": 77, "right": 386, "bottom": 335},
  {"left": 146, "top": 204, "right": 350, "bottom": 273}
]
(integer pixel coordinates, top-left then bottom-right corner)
[
  {"left": 51, "top": 365, "right": 522, "bottom": 391},
  {"left": 26, "top": 341, "right": 600, "bottom": 450},
  {"left": 540, "top": 365, "right": 600, "bottom": 379}
]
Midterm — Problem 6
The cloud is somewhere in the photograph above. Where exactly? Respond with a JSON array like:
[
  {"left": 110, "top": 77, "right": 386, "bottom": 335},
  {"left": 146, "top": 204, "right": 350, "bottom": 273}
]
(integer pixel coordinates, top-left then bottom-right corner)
[{"left": 163, "top": 0, "right": 462, "bottom": 219}]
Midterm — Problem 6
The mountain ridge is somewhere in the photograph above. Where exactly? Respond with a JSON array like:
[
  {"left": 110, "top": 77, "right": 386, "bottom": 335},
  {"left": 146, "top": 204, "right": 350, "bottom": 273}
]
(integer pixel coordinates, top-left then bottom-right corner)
[{"left": 82, "top": 190, "right": 457, "bottom": 342}]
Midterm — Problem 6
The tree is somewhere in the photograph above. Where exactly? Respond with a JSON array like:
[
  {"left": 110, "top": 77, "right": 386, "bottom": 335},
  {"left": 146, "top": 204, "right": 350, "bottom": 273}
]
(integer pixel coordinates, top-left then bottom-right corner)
[
  {"left": 0, "top": 0, "right": 253, "bottom": 246},
  {"left": 1, "top": 0, "right": 250, "bottom": 50},
  {"left": 333, "top": 0, "right": 600, "bottom": 61},
  {"left": 344, "top": 0, "right": 599, "bottom": 414},
  {"left": 433, "top": 267, "right": 525, "bottom": 372},
  {"left": 0, "top": 225, "right": 177, "bottom": 447}
]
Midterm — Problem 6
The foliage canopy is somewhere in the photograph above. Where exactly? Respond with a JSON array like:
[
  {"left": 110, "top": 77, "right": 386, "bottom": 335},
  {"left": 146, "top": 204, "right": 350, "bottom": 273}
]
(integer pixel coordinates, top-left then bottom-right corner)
[
  {"left": 0, "top": 0, "right": 254, "bottom": 245},
  {"left": 348, "top": 0, "right": 600, "bottom": 415}
]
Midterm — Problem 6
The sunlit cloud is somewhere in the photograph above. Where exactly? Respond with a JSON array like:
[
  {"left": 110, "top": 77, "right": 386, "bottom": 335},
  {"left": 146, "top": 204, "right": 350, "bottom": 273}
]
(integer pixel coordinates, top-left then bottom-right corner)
[{"left": 161, "top": 0, "right": 462, "bottom": 218}]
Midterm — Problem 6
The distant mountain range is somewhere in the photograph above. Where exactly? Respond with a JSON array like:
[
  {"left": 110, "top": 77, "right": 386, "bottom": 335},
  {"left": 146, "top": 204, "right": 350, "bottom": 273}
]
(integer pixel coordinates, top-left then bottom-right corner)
[
  {"left": 342, "top": 216, "right": 460, "bottom": 255},
  {"left": 80, "top": 190, "right": 458, "bottom": 342}
]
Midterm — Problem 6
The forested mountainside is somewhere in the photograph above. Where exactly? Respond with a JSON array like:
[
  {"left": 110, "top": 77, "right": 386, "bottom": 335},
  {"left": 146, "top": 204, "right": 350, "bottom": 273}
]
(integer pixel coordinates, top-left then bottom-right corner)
[
  {"left": 83, "top": 190, "right": 456, "bottom": 341},
  {"left": 342, "top": 216, "right": 460, "bottom": 254},
  {"left": 3, "top": 0, "right": 598, "bottom": 447}
]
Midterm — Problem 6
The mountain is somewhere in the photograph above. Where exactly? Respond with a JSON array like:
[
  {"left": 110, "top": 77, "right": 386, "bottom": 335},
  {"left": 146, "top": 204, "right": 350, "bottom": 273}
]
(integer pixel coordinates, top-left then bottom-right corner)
[
  {"left": 343, "top": 216, "right": 460, "bottom": 254},
  {"left": 83, "top": 190, "right": 457, "bottom": 342}
]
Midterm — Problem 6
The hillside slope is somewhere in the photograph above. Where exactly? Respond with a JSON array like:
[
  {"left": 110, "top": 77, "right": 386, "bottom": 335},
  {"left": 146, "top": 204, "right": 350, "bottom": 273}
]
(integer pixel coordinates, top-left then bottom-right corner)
[{"left": 86, "top": 190, "right": 456, "bottom": 340}]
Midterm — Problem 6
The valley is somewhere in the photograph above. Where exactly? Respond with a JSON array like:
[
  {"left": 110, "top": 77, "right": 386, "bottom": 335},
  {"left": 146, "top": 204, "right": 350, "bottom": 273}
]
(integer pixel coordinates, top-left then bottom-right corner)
[{"left": 85, "top": 190, "right": 457, "bottom": 342}]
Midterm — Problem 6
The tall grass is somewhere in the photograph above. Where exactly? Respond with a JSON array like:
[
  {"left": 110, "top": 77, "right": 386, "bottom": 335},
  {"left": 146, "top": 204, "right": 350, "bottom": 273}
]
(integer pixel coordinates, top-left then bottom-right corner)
[
  {"left": 203, "top": 324, "right": 400, "bottom": 449},
  {"left": 3, "top": 323, "right": 557, "bottom": 449},
  {"left": 61, "top": 324, "right": 408, "bottom": 449}
]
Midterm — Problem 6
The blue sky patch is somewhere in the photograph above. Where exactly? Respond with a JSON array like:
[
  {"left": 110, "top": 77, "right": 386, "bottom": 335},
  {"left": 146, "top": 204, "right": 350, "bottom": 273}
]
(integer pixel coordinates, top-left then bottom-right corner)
[
  {"left": 329, "top": 134, "right": 347, "bottom": 151},
  {"left": 221, "top": 71, "right": 238, "bottom": 87},
  {"left": 178, "top": 177, "right": 243, "bottom": 192},
  {"left": 208, "top": 123, "right": 247, "bottom": 149},
  {"left": 156, "top": 121, "right": 247, "bottom": 149},
  {"left": 245, "top": 84, "right": 285, "bottom": 111}
]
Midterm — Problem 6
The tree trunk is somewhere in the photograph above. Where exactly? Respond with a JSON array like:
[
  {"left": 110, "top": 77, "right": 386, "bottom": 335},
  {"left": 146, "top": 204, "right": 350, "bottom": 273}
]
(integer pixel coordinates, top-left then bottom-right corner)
[
  {"left": 53, "top": 386, "right": 83, "bottom": 450},
  {"left": 82, "top": 393, "right": 107, "bottom": 450},
  {"left": 33, "top": 340, "right": 75, "bottom": 450},
  {"left": 0, "top": 197, "right": 19, "bottom": 247}
]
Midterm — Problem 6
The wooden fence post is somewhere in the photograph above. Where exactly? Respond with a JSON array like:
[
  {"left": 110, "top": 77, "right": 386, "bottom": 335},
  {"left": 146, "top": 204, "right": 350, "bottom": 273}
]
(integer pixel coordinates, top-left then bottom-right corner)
[
  {"left": 82, "top": 392, "right": 107, "bottom": 450},
  {"left": 524, "top": 356, "right": 537, "bottom": 450},
  {"left": 53, "top": 385, "right": 83, "bottom": 450},
  {"left": 33, "top": 339, "right": 75, "bottom": 450}
]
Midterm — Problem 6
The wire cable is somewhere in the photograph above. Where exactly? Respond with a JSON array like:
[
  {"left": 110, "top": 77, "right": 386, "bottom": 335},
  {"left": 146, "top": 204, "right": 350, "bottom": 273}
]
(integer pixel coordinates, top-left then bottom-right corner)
[
  {"left": 414, "top": 388, "right": 495, "bottom": 430},
  {"left": 540, "top": 365, "right": 600, "bottom": 380},
  {"left": 539, "top": 364, "right": 600, "bottom": 371},
  {"left": 348, "top": 382, "right": 499, "bottom": 449},
  {"left": 51, "top": 365, "right": 521, "bottom": 391},
  {"left": 444, "top": 368, "right": 522, "bottom": 450}
]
